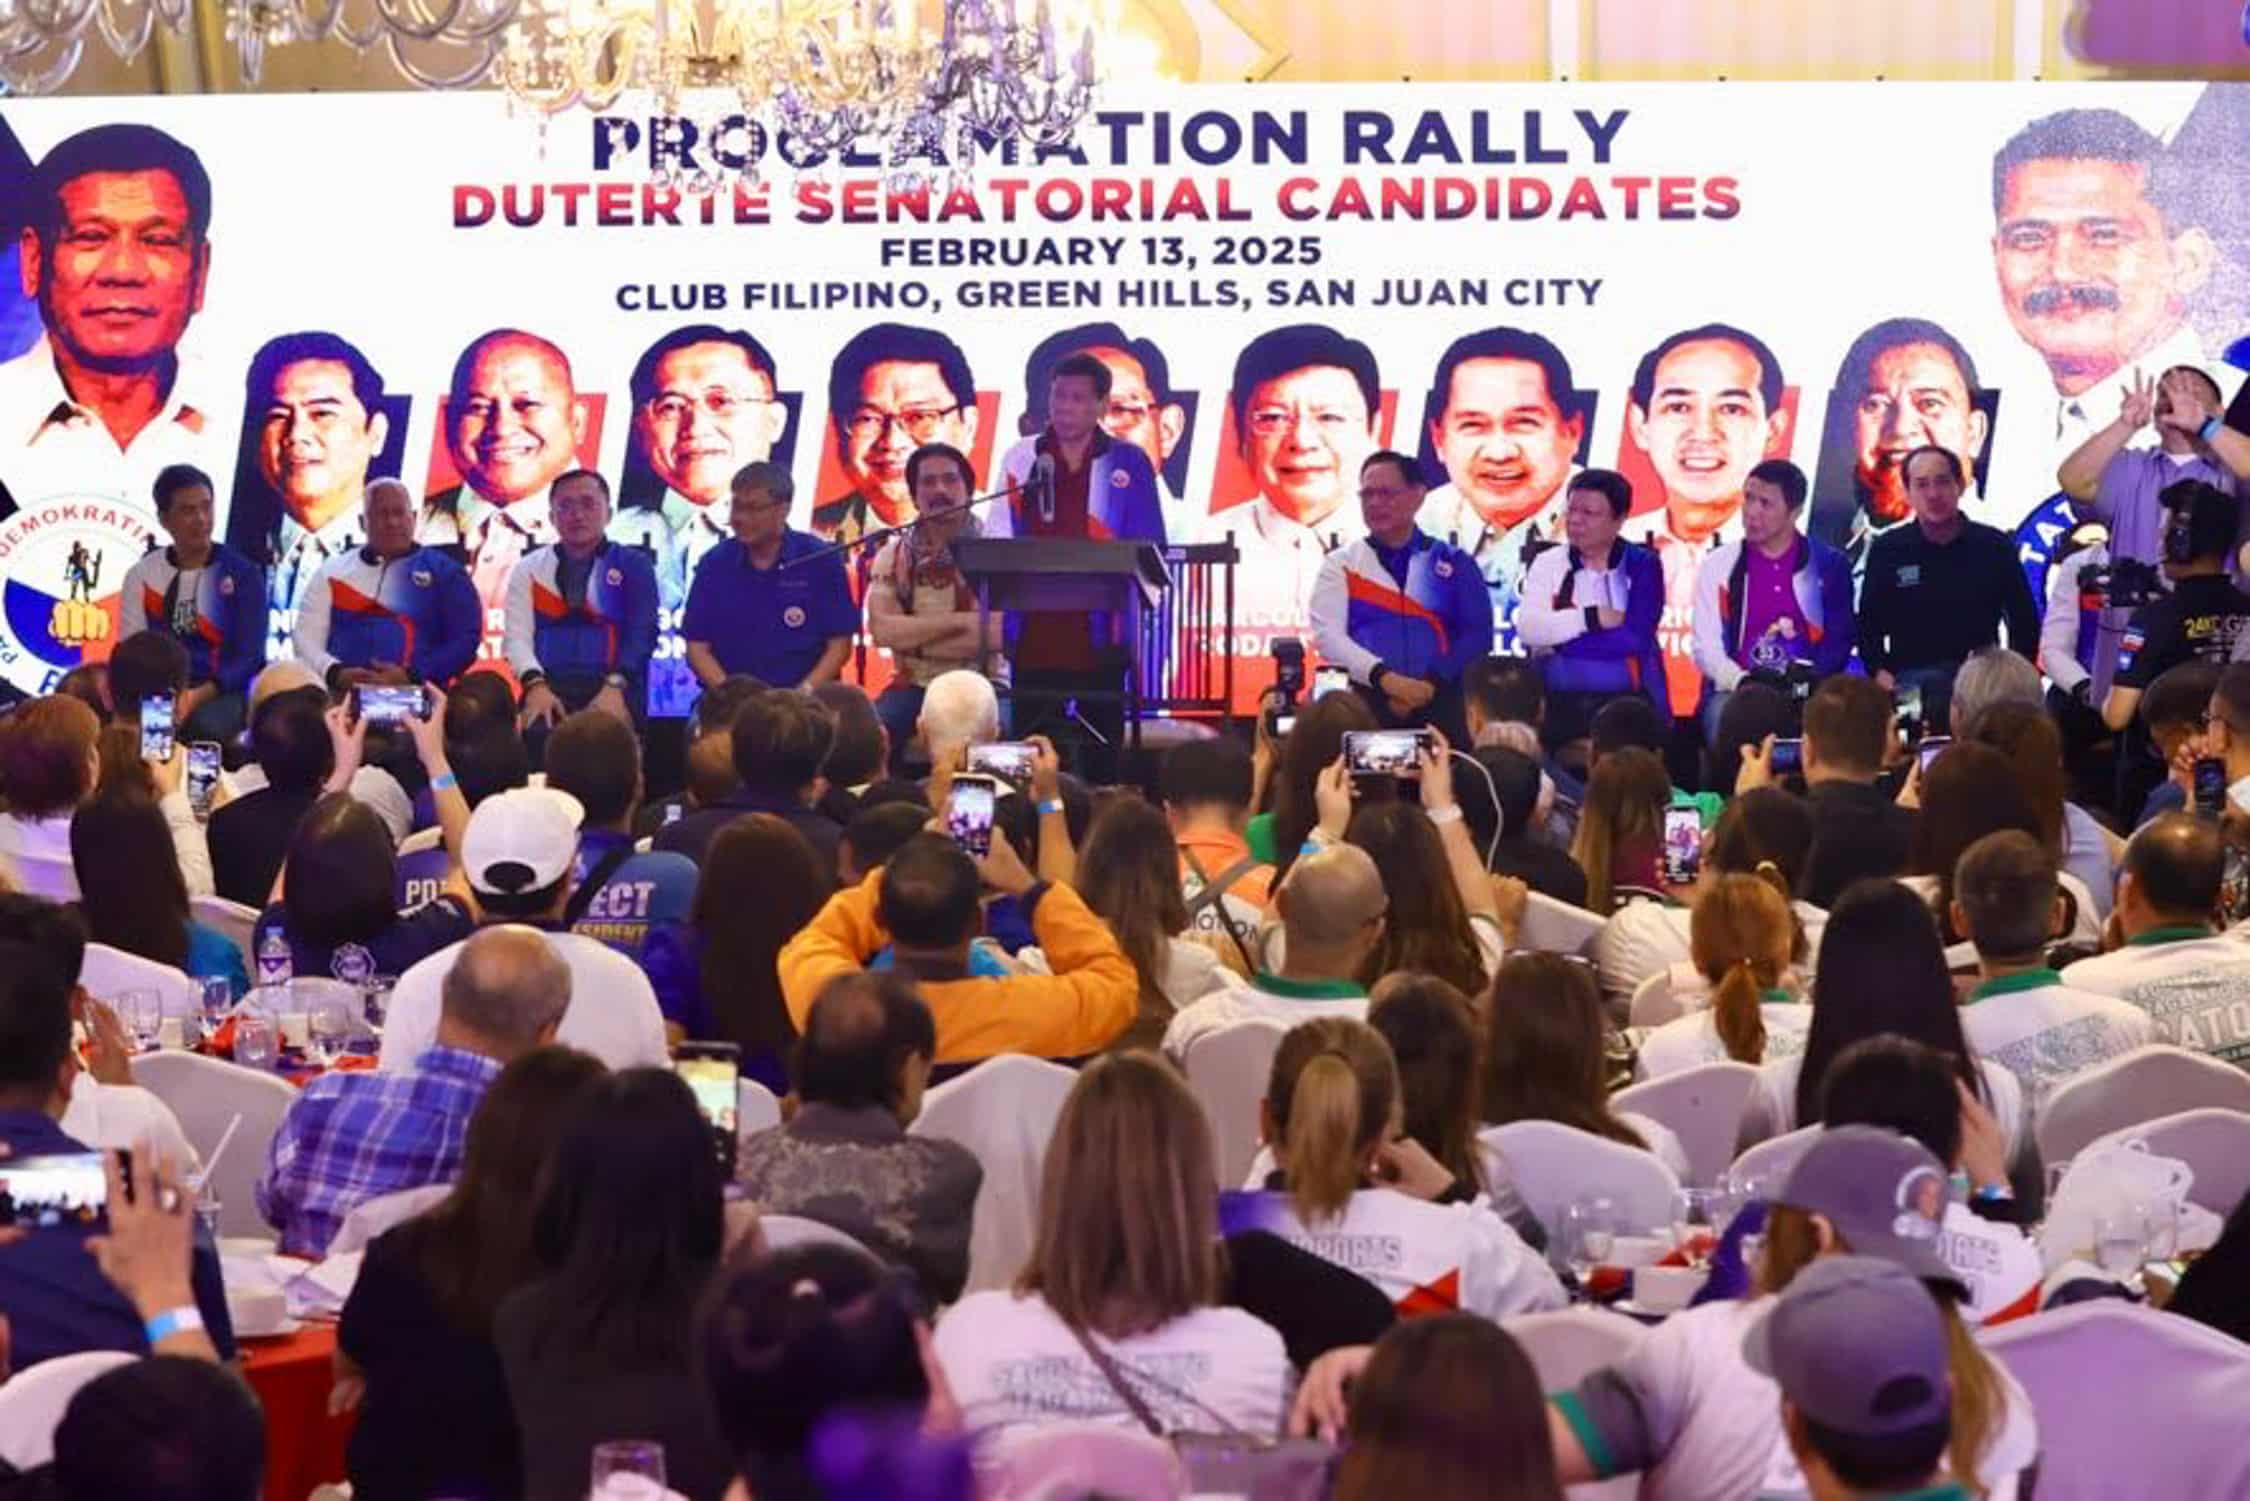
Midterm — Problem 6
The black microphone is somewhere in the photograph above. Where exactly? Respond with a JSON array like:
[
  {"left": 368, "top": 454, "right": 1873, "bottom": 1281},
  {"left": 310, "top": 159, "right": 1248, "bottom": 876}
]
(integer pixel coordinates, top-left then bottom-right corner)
[{"left": 1033, "top": 452, "right": 1056, "bottom": 525}]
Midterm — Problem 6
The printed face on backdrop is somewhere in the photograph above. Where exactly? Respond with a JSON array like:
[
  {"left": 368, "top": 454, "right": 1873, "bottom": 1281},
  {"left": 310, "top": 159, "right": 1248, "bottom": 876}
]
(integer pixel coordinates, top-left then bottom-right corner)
[
  {"left": 1993, "top": 157, "right": 2215, "bottom": 396},
  {"left": 259, "top": 357, "right": 389, "bottom": 531},
  {"left": 1083, "top": 345, "right": 1185, "bottom": 472},
  {"left": 1430, "top": 356, "right": 1583, "bottom": 531},
  {"left": 636, "top": 340, "right": 786, "bottom": 506},
  {"left": 842, "top": 360, "right": 978, "bottom": 525},
  {"left": 446, "top": 334, "right": 588, "bottom": 505},
  {"left": 1239, "top": 363, "right": 1376, "bottom": 527},
  {"left": 1852, "top": 341, "right": 1988, "bottom": 526},
  {"left": 22, "top": 169, "right": 208, "bottom": 379},
  {"left": 1627, "top": 337, "right": 1788, "bottom": 544}
]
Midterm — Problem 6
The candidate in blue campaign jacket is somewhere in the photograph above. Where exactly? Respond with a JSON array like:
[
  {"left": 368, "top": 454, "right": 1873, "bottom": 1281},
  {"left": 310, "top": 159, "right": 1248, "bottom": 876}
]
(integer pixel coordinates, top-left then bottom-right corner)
[
  {"left": 119, "top": 463, "right": 268, "bottom": 742},
  {"left": 1515, "top": 469, "right": 1668, "bottom": 739},
  {"left": 504, "top": 470, "right": 661, "bottom": 723},
  {"left": 292, "top": 478, "right": 481, "bottom": 688},
  {"left": 1309, "top": 449, "right": 1493, "bottom": 747},
  {"left": 1690, "top": 460, "right": 1856, "bottom": 738}
]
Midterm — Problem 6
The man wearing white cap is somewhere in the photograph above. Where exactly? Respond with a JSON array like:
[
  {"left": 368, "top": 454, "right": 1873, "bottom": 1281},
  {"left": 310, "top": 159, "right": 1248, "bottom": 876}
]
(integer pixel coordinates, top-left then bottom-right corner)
[{"left": 375, "top": 786, "right": 669, "bottom": 1074}]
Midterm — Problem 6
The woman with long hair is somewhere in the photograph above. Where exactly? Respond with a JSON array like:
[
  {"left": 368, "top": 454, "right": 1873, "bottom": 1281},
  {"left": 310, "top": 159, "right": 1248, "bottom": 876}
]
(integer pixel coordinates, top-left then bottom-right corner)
[
  {"left": 1331, "top": 1315, "right": 1565, "bottom": 1501},
  {"left": 1345, "top": 802, "right": 1496, "bottom": 995},
  {"left": 1262, "top": 690, "right": 1381, "bottom": 878},
  {"left": 70, "top": 787, "right": 247, "bottom": 997},
  {"left": 1480, "top": 953, "right": 1688, "bottom": 1180},
  {"left": 338, "top": 1046, "right": 607, "bottom": 1501},
  {"left": 1240, "top": 1018, "right": 1561, "bottom": 1320},
  {"left": 1368, "top": 973, "right": 1485, "bottom": 1195},
  {"left": 1594, "top": 786, "right": 1818, "bottom": 1005},
  {"left": 1571, "top": 747, "right": 1670, "bottom": 914},
  {"left": 1748, "top": 878, "right": 2019, "bottom": 1153},
  {"left": 1907, "top": 743, "right": 2099, "bottom": 949},
  {"left": 497, "top": 1069, "right": 733, "bottom": 1501},
  {"left": 931, "top": 1051, "right": 1293, "bottom": 1435},
  {"left": 1636, "top": 871, "right": 1807, "bottom": 1077},
  {"left": 1961, "top": 697, "right": 2118, "bottom": 921},
  {"left": 1069, "top": 794, "right": 1230, "bottom": 1050},
  {"left": 259, "top": 794, "right": 475, "bottom": 983}
]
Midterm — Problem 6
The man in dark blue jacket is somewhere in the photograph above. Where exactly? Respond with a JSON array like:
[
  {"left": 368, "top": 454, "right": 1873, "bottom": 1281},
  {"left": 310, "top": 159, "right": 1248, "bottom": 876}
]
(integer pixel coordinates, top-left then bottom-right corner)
[
  {"left": 118, "top": 463, "right": 268, "bottom": 742},
  {"left": 292, "top": 477, "right": 481, "bottom": 689},
  {"left": 505, "top": 468, "right": 660, "bottom": 732}
]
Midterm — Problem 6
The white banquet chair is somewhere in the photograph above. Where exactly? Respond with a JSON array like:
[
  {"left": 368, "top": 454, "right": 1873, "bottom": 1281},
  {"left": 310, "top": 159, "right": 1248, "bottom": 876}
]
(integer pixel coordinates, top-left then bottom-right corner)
[
  {"left": 760, "top": 1214, "right": 878, "bottom": 1256},
  {"left": 909, "top": 1055, "right": 1078, "bottom": 1295},
  {"left": 737, "top": 1079, "right": 782, "bottom": 1138},
  {"left": 1479, "top": 1120, "right": 1680, "bottom": 1241},
  {"left": 2036, "top": 1045, "right": 2250, "bottom": 1167},
  {"left": 1520, "top": 891, "right": 1603, "bottom": 957},
  {"left": 1728, "top": 1123, "right": 1823, "bottom": 1194},
  {"left": 79, "top": 942, "right": 201, "bottom": 1021},
  {"left": 2081, "top": 1108, "right": 2250, "bottom": 1217},
  {"left": 1181, "top": 1018, "right": 1288, "bottom": 1187},
  {"left": 1504, "top": 1307, "right": 1648, "bottom": 1501},
  {"left": 1627, "top": 968, "right": 1687, "bottom": 1028},
  {"left": 189, "top": 894, "right": 261, "bottom": 972},
  {"left": 1611, "top": 1060, "right": 1758, "bottom": 1187},
  {"left": 0, "top": 1351, "right": 138, "bottom": 1472},
  {"left": 128, "top": 1050, "right": 297, "bottom": 1238},
  {"left": 327, "top": 1182, "right": 452, "bottom": 1257}
]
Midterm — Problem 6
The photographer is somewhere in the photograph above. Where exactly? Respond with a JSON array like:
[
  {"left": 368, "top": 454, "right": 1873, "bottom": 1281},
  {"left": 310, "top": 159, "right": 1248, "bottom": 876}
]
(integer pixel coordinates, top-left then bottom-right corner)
[{"left": 2101, "top": 480, "right": 2250, "bottom": 818}]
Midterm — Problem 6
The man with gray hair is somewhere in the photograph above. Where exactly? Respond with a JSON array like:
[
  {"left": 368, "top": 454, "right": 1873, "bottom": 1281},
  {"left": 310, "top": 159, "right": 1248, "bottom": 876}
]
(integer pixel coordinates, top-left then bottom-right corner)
[
  {"left": 683, "top": 460, "right": 855, "bottom": 694},
  {"left": 292, "top": 475, "right": 481, "bottom": 691},
  {"left": 1162, "top": 842, "right": 1387, "bottom": 1057},
  {"left": 917, "top": 668, "right": 1001, "bottom": 762},
  {"left": 256, "top": 924, "right": 571, "bottom": 1256},
  {"left": 1948, "top": 643, "right": 2044, "bottom": 737}
]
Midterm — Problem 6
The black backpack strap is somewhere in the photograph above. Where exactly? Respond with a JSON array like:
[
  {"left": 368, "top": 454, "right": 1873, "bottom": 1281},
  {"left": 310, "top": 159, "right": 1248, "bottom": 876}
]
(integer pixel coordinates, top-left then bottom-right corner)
[
  {"left": 562, "top": 841, "right": 638, "bottom": 928},
  {"left": 1182, "top": 847, "right": 1263, "bottom": 974}
]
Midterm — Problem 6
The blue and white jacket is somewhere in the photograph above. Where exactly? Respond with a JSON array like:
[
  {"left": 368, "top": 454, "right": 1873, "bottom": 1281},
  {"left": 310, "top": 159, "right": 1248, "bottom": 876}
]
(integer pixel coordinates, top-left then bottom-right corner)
[
  {"left": 293, "top": 544, "right": 481, "bottom": 685},
  {"left": 1517, "top": 538, "right": 1667, "bottom": 700},
  {"left": 1689, "top": 532, "right": 1856, "bottom": 692},
  {"left": 503, "top": 540, "right": 662, "bottom": 702},
  {"left": 118, "top": 543, "right": 268, "bottom": 695},
  {"left": 1309, "top": 529, "right": 1495, "bottom": 689}
]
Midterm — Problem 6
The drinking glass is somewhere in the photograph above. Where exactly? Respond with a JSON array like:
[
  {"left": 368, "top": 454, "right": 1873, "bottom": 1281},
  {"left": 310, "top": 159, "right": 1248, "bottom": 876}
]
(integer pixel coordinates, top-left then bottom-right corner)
[
  {"left": 360, "top": 977, "right": 396, "bottom": 1034},
  {"left": 1671, "top": 1187, "right": 1718, "bottom": 1268},
  {"left": 590, "top": 1439, "right": 667, "bottom": 1500},
  {"left": 1561, "top": 1196, "right": 1617, "bottom": 1286},
  {"left": 198, "top": 978, "right": 234, "bottom": 1046},
  {"left": 120, "top": 989, "right": 163, "bottom": 1051},
  {"left": 233, "top": 1009, "right": 279, "bottom": 1071},
  {"left": 2145, "top": 1198, "right": 2182, "bottom": 1262},
  {"left": 2094, "top": 1208, "right": 2148, "bottom": 1280},
  {"left": 195, "top": 1182, "right": 223, "bottom": 1242},
  {"left": 305, "top": 998, "right": 350, "bottom": 1069}
]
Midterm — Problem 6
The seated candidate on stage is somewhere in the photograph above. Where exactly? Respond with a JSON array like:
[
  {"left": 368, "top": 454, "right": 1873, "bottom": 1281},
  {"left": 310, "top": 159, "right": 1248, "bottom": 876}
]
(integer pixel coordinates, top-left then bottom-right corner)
[
  {"left": 120, "top": 462, "right": 268, "bottom": 743},
  {"left": 989, "top": 350, "right": 1166, "bottom": 773},
  {"left": 1515, "top": 468, "right": 1667, "bottom": 744},
  {"left": 292, "top": 476, "right": 481, "bottom": 689},
  {"left": 681, "top": 461, "right": 857, "bottom": 694},
  {"left": 1308, "top": 448, "right": 1493, "bottom": 749},
  {"left": 505, "top": 467, "right": 660, "bottom": 731},
  {"left": 864, "top": 442, "right": 1002, "bottom": 769}
]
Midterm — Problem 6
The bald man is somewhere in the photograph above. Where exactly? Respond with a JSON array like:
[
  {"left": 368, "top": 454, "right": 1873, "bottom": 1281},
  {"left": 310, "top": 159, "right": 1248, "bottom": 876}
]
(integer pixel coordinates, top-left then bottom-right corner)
[
  {"left": 1162, "top": 843, "right": 1387, "bottom": 1057},
  {"left": 292, "top": 475, "right": 481, "bottom": 689},
  {"left": 426, "top": 327, "right": 593, "bottom": 625},
  {"left": 256, "top": 924, "right": 570, "bottom": 1255}
]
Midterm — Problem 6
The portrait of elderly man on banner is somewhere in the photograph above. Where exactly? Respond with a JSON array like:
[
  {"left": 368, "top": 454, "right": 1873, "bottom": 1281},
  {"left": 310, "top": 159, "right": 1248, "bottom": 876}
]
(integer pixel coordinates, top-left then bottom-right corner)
[{"left": 0, "top": 122, "right": 222, "bottom": 514}]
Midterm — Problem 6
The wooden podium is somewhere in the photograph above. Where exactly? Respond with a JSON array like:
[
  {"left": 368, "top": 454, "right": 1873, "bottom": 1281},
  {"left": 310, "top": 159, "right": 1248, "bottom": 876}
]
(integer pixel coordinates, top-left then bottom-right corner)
[{"left": 950, "top": 538, "right": 1172, "bottom": 754}]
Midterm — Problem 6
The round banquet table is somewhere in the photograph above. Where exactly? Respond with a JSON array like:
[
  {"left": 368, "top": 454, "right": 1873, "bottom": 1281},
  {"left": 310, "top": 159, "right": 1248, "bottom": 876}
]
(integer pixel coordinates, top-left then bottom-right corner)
[{"left": 240, "top": 1324, "right": 355, "bottom": 1501}]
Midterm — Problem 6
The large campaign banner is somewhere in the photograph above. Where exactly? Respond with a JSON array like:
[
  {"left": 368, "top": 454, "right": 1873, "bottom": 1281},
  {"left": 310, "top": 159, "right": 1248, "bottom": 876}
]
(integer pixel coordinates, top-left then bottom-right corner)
[{"left": 4, "top": 81, "right": 2250, "bottom": 715}]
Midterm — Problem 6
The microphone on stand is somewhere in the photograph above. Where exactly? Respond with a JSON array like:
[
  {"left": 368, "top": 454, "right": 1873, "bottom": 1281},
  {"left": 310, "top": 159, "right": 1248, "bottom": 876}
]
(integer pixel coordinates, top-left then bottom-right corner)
[{"left": 1032, "top": 452, "right": 1057, "bottom": 526}]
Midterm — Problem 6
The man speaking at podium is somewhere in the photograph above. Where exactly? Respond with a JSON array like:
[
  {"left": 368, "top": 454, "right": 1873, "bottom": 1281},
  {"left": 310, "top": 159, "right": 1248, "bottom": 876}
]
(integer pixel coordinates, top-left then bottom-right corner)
[{"left": 991, "top": 351, "right": 1167, "bottom": 776}]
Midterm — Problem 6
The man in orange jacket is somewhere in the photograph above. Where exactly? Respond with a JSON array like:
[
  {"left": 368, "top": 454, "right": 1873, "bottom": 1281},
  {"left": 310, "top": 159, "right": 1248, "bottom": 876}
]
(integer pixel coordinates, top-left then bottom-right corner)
[{"left": 779, "top": 829, "right": 1137, "bottom": 1064}]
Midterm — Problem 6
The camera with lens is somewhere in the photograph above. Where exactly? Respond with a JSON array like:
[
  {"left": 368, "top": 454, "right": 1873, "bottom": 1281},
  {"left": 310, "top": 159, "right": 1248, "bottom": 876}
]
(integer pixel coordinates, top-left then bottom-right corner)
[
  {"left": 2080, "top": 557, "right": 2167, "bottom": 610},
  {"left": 1264, "top": 637, "right": 1307, "bottom": 738},
  {"left": 1742, "top": 658, "right": 1820, "bottom": 736}
]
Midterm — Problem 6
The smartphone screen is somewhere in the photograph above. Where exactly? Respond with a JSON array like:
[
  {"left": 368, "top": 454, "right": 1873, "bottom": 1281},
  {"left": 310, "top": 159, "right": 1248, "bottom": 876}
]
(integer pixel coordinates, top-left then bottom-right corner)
[
  {"left": 185, "top": 742, "right": 222, "bottom": 818},
  {"left": 0, "top": 1151, "right": 107, "bottom": 1230},
  {"left": 2194, "top": 757, "right": 2228, "bottom": 820},
  {"left": 966, "top": 741, "right": 1036, "bottom": 786},
  {"left": 1342, "top": 729, "right": 1430, "bottom": 777},
  {"left": 1312, "top": 665, "right": 1351, "bottom": 701},
  {"left": 355, "top": 684, "right": 426, "bottom": 726},
  {"left": 946, "top": 775, "right": 997, "bottom": 857},
  {"left": 1661, "top": 806, "right": 1703, "bottom": 887},
  {"left": 673, "top": 1045, "right": 741, "bottom": 1173},
  {"left": 1894, "top": 682, "right": 1923, "bottom": 727},
  {"left": 1917, "top": 735, "right": 1953, "bottom": 777},
  {"left": 1769, "top": 737, "right": 1803, "bottom": 776},
  {"left": 1273, "top": 713, "right": 1297, "bottom": 738},
  {"left": 139, "top": 691, "right": 176, "bottom": 763}
]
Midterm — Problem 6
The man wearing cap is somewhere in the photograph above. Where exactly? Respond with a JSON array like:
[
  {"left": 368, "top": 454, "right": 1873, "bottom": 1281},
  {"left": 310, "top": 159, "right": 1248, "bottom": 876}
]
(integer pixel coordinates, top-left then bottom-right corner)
[
  {"left": 1545, "top": 1128, "right": 2036, "bottom": 1499},
  {"left": 374, "top": 786, "right": 669, "bottom": 1075},
  {"left": 256, "top": 926, "right": 572, "bottom": 1257},
  {"left": 1744, "top": 1256, "right": 1966, "bottom": 1501}
]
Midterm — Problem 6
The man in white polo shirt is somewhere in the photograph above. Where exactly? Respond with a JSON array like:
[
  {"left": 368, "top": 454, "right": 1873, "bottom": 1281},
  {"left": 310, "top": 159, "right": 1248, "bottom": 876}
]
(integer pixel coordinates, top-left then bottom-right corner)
[
  {"left": 377, "top": 786, "right": 668, "bottom": 1072},
  {"left": 2063, "top": 813, "right": 2250, "bottom": 1067},
  {"left": 1161, "top": 844, "right": 1383, "bottom": 1059},
  {"left": 1952, "top": 830, "right": 2152, "bottom": 1098}
]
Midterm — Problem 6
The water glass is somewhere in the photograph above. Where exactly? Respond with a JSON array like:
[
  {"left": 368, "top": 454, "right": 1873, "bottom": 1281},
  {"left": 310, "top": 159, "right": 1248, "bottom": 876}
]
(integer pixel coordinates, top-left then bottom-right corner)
[
  {"left": 360, "top": 977, "right": 396, "bottom": 1033},
  {"left": 1671, "top": 1186, "right": 1718, "bottom": 1267},
  {"left": 120, "top": 989, "right": 163, "bottom": 1052},
  {"left": 305, "top": 998, "right": 350, "bottom": 1068},
  {"left": 198, "top": 978, "right": 234, "bottom": 1046},
  {"left": 2094, "top": 1208, "right": 2148, "bottom": 1279},
  {"left": 2145, "top": 1198, "right": 2182, "bottom": 1261},
  {"left": 233, "top": 1009, "right": 279, "bottom": 1071},
  {"left": 1562, "top": 1195, "right": 1618, "bottom": 1284},
  {"left": 590, "top": 1439, "right": 667, "bottom": 1499},
  {"left": 195, "top": 1182, "right": 223, "bottom": 1242}
]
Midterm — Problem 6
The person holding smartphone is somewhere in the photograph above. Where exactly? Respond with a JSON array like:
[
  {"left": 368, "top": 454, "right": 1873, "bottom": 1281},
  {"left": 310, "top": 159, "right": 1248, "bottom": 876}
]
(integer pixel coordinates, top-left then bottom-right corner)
[
  {"left": 118, "top": 463, "right": 269, "bottom": 744},
  {"left": 1310, "top": 449, "right": 1493, "bottom": 752}
]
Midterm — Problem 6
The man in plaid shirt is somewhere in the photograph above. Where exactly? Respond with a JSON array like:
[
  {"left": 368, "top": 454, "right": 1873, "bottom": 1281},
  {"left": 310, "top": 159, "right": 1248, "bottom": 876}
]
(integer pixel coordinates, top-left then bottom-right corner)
[{"left": 256, "top": 926, "right": 570, "bottom": 1256}]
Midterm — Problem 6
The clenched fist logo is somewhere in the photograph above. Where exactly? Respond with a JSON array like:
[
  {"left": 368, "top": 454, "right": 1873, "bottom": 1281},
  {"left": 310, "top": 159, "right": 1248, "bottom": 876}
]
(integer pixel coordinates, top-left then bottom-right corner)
[{"left": 48, "top": 597, "right": 110, "bottom": 648}]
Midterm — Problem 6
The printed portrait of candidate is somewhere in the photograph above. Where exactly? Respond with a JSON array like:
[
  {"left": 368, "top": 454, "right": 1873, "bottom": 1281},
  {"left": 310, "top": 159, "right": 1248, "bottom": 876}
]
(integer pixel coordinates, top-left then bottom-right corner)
[
  {"left": 1624, "top": 322, "right": 1790, "bottom": 547},
  {"left": 0, "top": 122, "right": 215, "bottom": 510},
  {"left": 1016, "top": 321, "right": 1196, "bottom": 498},
  {"left": 1417, "top": 325, "right": 1594, "bottom": 543},
  {"left": 618, "top": 323, "right": 794, "bottom": 515},
  {"left": 1990, "top": 109, "right": 2218, "bottom": 429},
  {"left": 1808, "top": 318, "right": 1997, "bottom": 561},
  {"left": 814, "top": 322, "right": 979, "bottom": 543},
  {"left": 223, "top": 331, "right": 410, "bottom": 600}
]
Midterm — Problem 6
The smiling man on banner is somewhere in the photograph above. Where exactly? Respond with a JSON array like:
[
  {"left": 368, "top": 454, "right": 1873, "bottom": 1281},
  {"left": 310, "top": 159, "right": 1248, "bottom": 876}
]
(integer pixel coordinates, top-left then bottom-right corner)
[{"left": 814, "top": 323, "right": 981, "bottom": 544}]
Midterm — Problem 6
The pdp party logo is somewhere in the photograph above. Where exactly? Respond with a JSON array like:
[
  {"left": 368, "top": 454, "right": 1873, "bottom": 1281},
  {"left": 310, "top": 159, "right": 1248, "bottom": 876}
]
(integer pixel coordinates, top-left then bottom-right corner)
[{"left": 0, "top": 498, "right": 158, "bottom": 697}]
